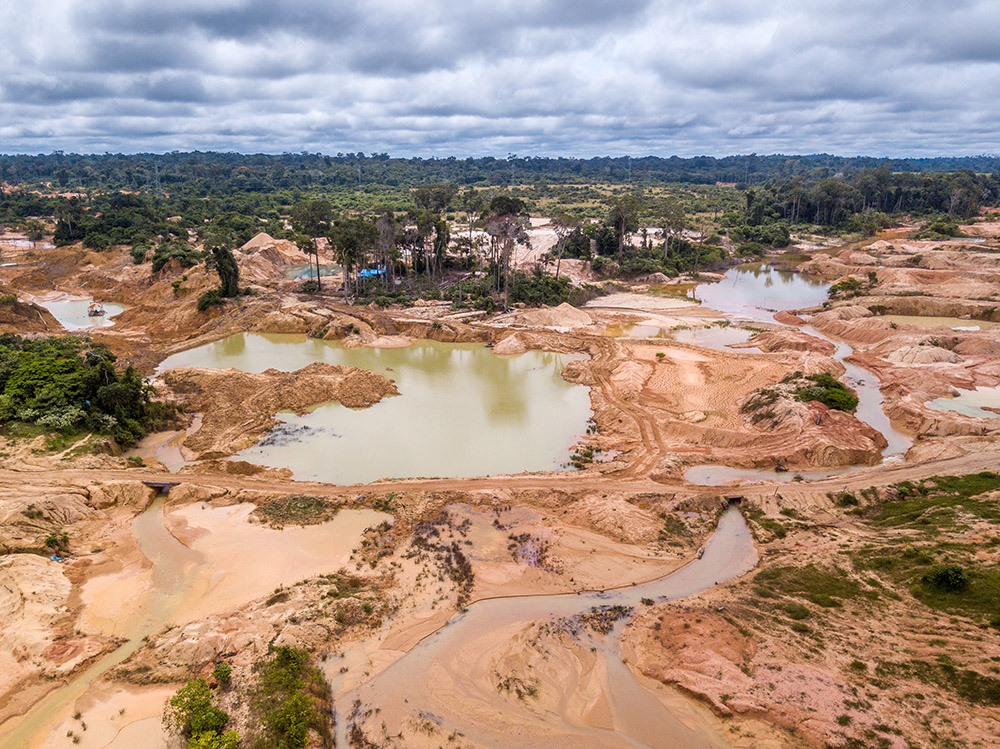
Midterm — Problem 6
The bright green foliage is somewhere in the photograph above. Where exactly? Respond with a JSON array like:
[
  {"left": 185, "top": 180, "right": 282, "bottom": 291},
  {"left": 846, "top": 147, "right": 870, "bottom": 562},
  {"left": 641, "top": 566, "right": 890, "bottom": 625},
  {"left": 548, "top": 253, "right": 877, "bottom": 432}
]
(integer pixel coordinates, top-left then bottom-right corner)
[
  {"left": 187, "top": 731, "right": 240, "bottom": 749},
  {"left": 165, "top": 678, "right": 229, "bottom": 737},
  {"left": 794, "top": 372, "right": 859, "bottom": 412},
  {"left": 152, "top": 241, "right": 203, "bottom": 273},
  {"left": 212, "top": 662, "right": 232, "bottom": 686},
  {"left": 0, "top": 335, "right": 157, "bottom": 446},
  {"left": 252, "top": 646, "right": 330, "bottom": 748}
]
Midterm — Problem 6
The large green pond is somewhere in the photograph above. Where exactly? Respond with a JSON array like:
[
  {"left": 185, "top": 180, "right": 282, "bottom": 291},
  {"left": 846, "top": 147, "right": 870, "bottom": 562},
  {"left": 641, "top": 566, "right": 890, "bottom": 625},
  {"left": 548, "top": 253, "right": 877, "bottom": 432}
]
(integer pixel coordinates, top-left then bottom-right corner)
[{"left": 159, "top": 333, "right": 591, "bottom": 484}]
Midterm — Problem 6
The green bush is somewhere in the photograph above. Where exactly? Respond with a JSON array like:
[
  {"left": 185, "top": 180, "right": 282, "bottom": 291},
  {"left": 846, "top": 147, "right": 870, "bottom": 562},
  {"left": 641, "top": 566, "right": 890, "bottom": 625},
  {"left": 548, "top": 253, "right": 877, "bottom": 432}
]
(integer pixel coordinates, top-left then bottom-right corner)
[
  {"left": 212, "top": 662, "right": 232, "bottom": 686},
  {"left": 165, "top": 678, "right": 229, "bottom": 738},
  {"left": 794, "top": 372, "right": 859, "bottom": 412},
  {"left": 923, "top": 565, "right": 969, "bottom": 593},
  {"left": 0, "top": 335, "right": 158, "bottom": 446},
  {"left": 152, "top": 241, "right": 202, "bottom": 273},
  {"left": 197, "top": 289, "right": 225, "bottom": 312},
  {"left": 131, "top": 245, "right": 148, "bottom": 264}
]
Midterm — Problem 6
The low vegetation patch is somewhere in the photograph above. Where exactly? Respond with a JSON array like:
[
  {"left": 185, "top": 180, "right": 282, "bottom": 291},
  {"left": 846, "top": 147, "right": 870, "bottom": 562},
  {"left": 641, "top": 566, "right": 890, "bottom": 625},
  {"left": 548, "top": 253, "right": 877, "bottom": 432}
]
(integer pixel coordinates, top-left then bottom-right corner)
[{"left": 256, "top": 495, "right": 337, "bottom": 527}]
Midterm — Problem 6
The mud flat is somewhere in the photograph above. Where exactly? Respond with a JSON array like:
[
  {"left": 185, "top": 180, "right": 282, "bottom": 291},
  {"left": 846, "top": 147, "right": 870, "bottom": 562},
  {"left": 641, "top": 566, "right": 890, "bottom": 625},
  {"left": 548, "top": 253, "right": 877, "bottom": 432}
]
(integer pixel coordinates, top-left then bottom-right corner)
[
  {"left": 336, "top": 504, "right": 756, "bottom": 747},
  {"left": 159, "top": 334, "right": 591, "bottom": 483},
  {"left": 0, "top": 493, "right": 389, "bottom": 748}
]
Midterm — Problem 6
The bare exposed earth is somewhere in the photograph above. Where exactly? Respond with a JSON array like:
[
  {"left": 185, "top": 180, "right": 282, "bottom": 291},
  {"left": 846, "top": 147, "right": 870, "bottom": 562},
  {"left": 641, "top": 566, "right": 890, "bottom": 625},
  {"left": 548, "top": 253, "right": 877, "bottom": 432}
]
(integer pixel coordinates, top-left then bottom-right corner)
[{"left": 2, "top": 224, "right": 1000, "bottom": 748}]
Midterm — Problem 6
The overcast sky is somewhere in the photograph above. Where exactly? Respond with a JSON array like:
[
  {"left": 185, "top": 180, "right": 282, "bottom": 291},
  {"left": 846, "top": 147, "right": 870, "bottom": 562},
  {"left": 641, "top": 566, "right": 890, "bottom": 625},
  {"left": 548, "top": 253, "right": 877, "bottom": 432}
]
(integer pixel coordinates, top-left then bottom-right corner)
[{"left": 1, "top": 0, "right": 998, "bottom": 157}]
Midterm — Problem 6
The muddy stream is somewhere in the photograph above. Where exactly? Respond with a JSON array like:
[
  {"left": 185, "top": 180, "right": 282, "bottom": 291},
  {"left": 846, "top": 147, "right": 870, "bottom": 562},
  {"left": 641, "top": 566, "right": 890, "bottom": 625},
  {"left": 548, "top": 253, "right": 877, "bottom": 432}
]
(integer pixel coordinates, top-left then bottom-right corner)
[
  {"left": 685, "top": 263, "right": 913, "bottom": 485},
  {"left": 332, "top": 504, "right": 756, "bottom": 747},
  {"left": 0, "top": 497, "right": 388, "bottom": 748}
]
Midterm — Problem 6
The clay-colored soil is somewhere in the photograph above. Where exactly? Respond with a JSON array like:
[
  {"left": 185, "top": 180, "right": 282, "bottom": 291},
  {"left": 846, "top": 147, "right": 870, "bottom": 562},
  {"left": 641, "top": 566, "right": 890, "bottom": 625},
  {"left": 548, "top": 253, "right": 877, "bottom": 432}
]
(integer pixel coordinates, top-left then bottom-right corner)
[{"left": 2, "top": 225, "right": 1000, "bottom": 748}]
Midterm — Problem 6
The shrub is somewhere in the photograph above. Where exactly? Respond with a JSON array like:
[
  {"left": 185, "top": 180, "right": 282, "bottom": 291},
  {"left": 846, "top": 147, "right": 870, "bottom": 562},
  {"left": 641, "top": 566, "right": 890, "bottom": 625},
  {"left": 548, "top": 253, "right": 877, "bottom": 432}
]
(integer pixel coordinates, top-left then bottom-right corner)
[
  {"left": 212, "top": 662, "right": 232, "bottom": 686},
  {"left": 131, "top": 245, "right": 148, "bottom": 264},
  {"left": 197, "top": 289, "right": 225, "bottom": 312},
  {"left": 794, "top": 372, "right": 859, "bottom": 412},
  {"left": 922, "top": 565, "right": 969, "bottom": 593}
]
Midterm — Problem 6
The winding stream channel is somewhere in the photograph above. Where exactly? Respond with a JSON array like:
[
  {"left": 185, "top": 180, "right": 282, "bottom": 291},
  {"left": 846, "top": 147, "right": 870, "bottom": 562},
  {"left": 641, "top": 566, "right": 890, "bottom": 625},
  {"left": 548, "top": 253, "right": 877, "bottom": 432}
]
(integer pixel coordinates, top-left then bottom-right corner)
[
  {"left": 686, "top": 263, "right": 913, "bottom": 484},
  {"left": 332, "top": 504, "right": 756, "bottom": 747}
]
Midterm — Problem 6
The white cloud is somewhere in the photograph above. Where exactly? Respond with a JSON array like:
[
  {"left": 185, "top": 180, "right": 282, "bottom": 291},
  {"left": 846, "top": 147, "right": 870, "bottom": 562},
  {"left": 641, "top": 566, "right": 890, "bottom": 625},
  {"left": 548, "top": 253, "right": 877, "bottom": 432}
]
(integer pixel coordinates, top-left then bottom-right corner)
[{"left": 0, "top": 0, "right": 997, "bottom": 155}]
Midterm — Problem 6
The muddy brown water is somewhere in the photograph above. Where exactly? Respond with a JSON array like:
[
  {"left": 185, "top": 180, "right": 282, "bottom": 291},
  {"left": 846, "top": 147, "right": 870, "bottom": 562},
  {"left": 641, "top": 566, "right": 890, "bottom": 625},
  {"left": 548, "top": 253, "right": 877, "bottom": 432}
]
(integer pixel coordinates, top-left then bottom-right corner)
[
  {"left": 332, "top": 504, "right": 756, "bottom": 747},
  {"left": 159, "top": 334, "right": 591, "bottom": 484},
  {"left": 0, "top": 497, "right": 388, "bottom": 748}
]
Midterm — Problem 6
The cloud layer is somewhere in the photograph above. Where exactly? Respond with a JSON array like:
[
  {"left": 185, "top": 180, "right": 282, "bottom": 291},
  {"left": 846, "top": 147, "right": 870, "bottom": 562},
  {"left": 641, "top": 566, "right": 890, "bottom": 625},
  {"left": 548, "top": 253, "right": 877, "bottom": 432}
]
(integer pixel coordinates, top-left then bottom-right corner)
[{"left": 1, "top": 0, "right": 998, "bottom": 156}]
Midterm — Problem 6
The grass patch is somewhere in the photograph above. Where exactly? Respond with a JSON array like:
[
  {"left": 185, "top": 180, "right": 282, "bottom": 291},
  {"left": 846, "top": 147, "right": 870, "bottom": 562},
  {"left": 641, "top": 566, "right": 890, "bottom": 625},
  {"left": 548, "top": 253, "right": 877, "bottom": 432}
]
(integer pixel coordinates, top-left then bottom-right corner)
[
  {"left": 256, "top": 495, "right": 337, "bottom": 527},
  {"left": 754, "top": 564, "right": 874, "bottom": 606}
]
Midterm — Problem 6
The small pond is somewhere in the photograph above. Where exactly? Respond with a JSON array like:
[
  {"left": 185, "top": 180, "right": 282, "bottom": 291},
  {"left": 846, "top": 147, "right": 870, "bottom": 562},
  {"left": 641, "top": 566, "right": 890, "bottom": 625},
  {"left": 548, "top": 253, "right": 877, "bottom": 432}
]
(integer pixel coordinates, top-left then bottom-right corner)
[
  {"left": 694, "top": 263, "right": 829, "bottom": 322},
  {"left": 283, "top": 263, "right": 342, "bottom": 279},
  {"left": 879, "top": 315, "right": 994, "bottom": 331},
  {"left": 38, "top": 298, "right": 127, "bottom": 330},
  {"left": 926, "top": 386, "right": 1000, "bottom": 419},
  {"left": 159, "top": 333, "right": 591, "bottom": 484},
  {"left": 684, "top": 464, "right": 853, "bottom": 486}
]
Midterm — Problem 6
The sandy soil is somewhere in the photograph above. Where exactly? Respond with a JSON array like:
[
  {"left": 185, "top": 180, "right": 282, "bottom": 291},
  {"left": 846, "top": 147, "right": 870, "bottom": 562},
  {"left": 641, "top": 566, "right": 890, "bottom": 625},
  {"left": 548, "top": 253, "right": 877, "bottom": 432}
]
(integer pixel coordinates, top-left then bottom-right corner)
[{"left": 3, "top": 224, "right": 1000, "bottom": 747}]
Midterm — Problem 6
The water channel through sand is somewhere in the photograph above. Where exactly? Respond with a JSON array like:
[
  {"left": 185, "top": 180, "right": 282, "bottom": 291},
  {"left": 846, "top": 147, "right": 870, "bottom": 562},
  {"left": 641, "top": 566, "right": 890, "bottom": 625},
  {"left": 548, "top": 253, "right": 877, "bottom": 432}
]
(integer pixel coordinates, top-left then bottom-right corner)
[
  {"left": 331, "top": 504, "right": 756, "bottom": 747},
  {"left": 685, "top": 264, "right": 913, "bottom": 485},
  {"left": 0, "top": 497, "right": 388, "bottom": 748}
]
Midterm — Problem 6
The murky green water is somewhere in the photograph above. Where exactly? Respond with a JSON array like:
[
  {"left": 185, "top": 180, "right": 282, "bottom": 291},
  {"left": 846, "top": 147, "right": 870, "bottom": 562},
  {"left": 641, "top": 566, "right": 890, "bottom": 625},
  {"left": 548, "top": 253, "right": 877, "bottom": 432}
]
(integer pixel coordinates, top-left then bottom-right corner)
[
  {"left": 694, "top": 263, "right": 829, "bottom": 321},
  {"left": 159, "top": 333, "right": 591, "bottom": 483},
  {"left": 283, "top": 263, "right": 342, "bottom": 279},
  {"left": 926, "top": 386, "right": 1000, "bottom": 419},
  {"left": 37, "top": 298, "right": 127, "bottom": 330},
  {"left": 879, "top": 315, "right": 994, "bottom": 331}
]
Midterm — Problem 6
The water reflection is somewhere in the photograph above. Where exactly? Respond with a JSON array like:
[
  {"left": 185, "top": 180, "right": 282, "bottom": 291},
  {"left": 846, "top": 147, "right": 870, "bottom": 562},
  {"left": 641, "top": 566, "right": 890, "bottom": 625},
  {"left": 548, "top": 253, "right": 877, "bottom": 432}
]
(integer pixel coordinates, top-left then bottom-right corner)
[
  {"left": 694, "top": 263, "right": 829, "bottom": 321},
  {"left": 36, "top": 298, "right": 127, "bottom": 331},
  {"left": 159, "top": 334, "right": 591, "bottom": 483}
]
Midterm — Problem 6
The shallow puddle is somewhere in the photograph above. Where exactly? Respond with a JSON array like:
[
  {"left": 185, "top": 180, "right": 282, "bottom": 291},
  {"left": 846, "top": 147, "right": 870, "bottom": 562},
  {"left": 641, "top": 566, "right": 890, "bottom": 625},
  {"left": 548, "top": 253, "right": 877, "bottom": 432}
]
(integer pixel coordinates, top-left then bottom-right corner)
[
  {"left": 684, "top": 464, "right": 852, "bottom": 486},
  {"left": 879, "top": 314, "right": 994, "bottom": 331},
  {"left": 159, "top": 334, "right": 591, "bottom": 483},
  {"left": 36, "top": 298, "right": 127, "bottom": 331},
  {"left": 283, "top": 263, "right": 341, "bottom": 279},
  {"left": 670, "top": 324, "right": 760, "bottom": 352},
  {"left": 926, "top": 386, "right": 1000, "bottom": 419}
]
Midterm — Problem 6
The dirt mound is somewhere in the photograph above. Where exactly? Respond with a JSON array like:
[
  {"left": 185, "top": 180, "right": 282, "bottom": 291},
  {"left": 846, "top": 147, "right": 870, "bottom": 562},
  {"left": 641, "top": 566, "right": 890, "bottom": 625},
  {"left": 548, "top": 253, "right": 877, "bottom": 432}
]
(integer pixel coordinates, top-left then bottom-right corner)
[
  {"left": 738, "top": 329, "right": 834, "bottom": 355},
  {"left": 885, "top": 345, "right": 961, "bottom": 365},
  {"left": 635, "top": 272, "right": 671, "bottom": 283},
  {"left": 492, "top": 334, "right": 527, "bottom": 355},
  {"left": 162, "top": 362, "right": 398, "bottom": 457},
  {"left": 516, "top": 302, "right": 592, "bottom": 329},
  {"left": 773, "top": 310, "right": 804, "bottom": 325},
  {"left": 236, "top": 232, "right": 312, "bottom": 281},
  {"left": 0, "top": 297, "right": 61, "bottom": 334}
]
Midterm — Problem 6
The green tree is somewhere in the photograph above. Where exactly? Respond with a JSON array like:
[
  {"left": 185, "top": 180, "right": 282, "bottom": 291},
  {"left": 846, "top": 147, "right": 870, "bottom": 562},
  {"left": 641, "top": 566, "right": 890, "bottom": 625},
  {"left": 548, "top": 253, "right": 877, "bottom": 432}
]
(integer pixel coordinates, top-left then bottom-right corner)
[
  {"left": 205, "top": 233, "right": 240, "bottom": 298},
  {"left": 290, "top": 200, "right": 334, "bottom": 292},
  {"left": 605, "top": 195, "right": 642, "bottom": 263}
]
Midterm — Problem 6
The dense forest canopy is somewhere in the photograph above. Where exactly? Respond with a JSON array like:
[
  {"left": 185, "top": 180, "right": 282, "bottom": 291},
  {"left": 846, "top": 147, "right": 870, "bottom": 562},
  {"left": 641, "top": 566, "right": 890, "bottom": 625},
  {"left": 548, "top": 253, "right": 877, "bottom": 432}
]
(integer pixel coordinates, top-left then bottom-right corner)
[{"left": 1, "top": 152, "right": 998, "bottom": 196}]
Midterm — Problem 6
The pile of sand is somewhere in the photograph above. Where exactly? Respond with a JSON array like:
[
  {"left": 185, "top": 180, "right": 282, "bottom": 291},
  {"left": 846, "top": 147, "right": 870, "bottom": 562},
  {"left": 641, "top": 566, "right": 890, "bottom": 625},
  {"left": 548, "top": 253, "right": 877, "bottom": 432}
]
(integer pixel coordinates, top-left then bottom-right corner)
[
  {"left": 885, "top": 345, "right": 961, "bottom": 365},
  {"left": 516, "top": 302, "right": 593, "bottom": 329},
  {"left": 236, "top": 232, "right": 312, "bottom": 281}
]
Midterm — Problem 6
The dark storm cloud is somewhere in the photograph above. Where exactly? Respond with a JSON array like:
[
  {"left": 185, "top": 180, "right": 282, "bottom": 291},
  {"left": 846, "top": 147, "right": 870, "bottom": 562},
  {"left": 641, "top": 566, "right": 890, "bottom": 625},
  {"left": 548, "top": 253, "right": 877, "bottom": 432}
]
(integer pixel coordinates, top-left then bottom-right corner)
[{"left": 0, "top": 0, "right": 997, "bottom": 155}]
